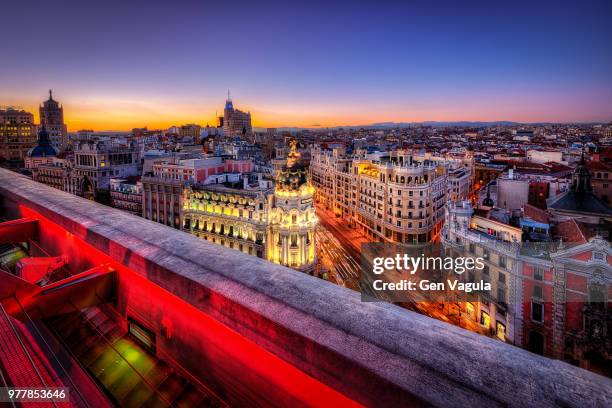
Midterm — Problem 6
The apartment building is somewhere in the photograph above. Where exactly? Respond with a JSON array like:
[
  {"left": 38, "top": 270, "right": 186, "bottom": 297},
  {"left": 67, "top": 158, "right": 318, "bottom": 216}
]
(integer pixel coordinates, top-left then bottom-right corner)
[
  {"left": 31, "top": 155, "right": 72, "bottom": 191},
  {"left": 442, "top": 200, "right": 611, "bottom": 375},
  {"left": 311, "top": 148, "right": 447, "bottom": 243},
  {"left": 70, "top": 138, "right": 140, "bottom": 200},
  {"left": 309, "top": 147, "right": 355, "bottom": 224},
  {"left": 447, "top": 166, "right": 472, "bottom": 202},
  {"left": 110, "top": 177, "right": 143, "bottom": 215},
  {"left": 0, "top": 108, "right": 37, "bottom": 165}
]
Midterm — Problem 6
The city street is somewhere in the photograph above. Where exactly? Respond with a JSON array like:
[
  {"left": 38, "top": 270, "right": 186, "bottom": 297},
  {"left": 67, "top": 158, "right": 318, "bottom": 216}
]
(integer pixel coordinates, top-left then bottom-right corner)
[
  {"left": 315, "top": 206, "right": 490, "bottom": 336},
  {"left": 315, "top": 207, "right": 368, "bottom": 260},
  {"left": 315, "top": 206, "right": 369, "bottom": 290},
  {"left": 315, "top": 225, "right": 361, "bottom": 290}
]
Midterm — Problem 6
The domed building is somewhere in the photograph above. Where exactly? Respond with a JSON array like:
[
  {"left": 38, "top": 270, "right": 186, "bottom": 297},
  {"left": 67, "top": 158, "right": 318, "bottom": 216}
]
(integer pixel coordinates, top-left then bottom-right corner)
[
  {"left": 181, "top": 139, "right": 318, "bottom": 274},
  {"left": 25, "top": 126, "right": 59, "bottom": 169},
  {"left": 547, "top": 152, "right": 612, "bottom": 224},
  {"left": 268, "top": 139, "right": 318, "bottom": 273}
]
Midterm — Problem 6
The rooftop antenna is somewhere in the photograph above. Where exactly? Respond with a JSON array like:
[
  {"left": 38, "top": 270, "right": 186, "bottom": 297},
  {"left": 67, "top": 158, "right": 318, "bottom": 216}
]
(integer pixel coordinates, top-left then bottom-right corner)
[
  {"left": 227, "top": 89, "right": 231, "bottom": 101},
  {"left": 49, "top": 89, "right": 53, "bottom": 100}
]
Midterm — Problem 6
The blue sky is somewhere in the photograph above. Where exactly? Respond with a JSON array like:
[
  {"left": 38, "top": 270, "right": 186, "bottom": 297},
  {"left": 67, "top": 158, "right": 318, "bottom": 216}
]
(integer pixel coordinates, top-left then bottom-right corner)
[{"left": 1, "top": 0, "right": 611, "bottom": 129}]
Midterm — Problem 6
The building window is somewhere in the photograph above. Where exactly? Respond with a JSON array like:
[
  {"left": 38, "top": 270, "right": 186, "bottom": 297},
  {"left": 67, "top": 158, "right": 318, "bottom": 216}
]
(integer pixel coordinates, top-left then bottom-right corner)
[
  {"left": 497, "top": 287, "right": 506, "bottom": 303},
  {"left": 466, "top": 302, "right": 476, "bottom": 320},
  {"left": 534, "top": 266, "right": 543, "bottom": 281},
  {"left": 533, "top": 285, "right": 543, "bottom": 300},
  {"left": 496, "top": 321, "right": 506, "bottom": 341},
  {"left": 531, "top": 302, "right": 544, "bottom": 323},
  {"left": 499, "top": 255, "right": 506, "bottom": 268},
  {"left": 480, "top": 310, "right": 490, "bottom": 327}
]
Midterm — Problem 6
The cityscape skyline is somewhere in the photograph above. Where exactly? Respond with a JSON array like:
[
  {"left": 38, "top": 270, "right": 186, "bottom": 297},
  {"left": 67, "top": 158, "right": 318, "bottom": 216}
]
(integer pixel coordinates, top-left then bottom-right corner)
[
  {"left": 3, "top": 90, "right": 611, "bottom": 132},
  {"left": 2, "top": 0, "right": 611, "bottom": 130},
  {"left": 1, "top": 1, "right": 611, "bottom": 406}
]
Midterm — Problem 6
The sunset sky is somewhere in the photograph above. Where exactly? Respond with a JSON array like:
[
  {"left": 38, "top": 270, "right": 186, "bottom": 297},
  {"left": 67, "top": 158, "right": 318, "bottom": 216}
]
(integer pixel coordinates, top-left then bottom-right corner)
[{"left": 1, "top": 0, "right": 611, "bottom": 131}]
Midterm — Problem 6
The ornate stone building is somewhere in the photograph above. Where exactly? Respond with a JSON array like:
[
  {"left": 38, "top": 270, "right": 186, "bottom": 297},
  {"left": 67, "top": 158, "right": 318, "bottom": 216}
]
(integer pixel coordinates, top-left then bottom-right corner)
[
  {"left": 269, "top": 140, "right": 317, "bottom": 271},
  {"left": 442, "top": 200, "right": 611, "bottom": 376},
  {"left": 39, "top": 90, "right": 68, "bottom": 149},
  {"left": 110, "top": 177, "right": 142, "bottom": 215},
  {"left": 71, "top": 138, "right": 140, "bottom": 200},
  {"left": 310, "top": 147, "right": 448, "bottom": 243},
  {"left": 182, "top": 179, "right": 271, "bottom": 259},
  {"left": 24, "top": 125, "right": 59, "bottom": 169},
  {"left": 182, "top": 141, "right": 317, "bottom": 273},
  {"left": 222, "top": 93, "right": 252, "bottom": 137}
]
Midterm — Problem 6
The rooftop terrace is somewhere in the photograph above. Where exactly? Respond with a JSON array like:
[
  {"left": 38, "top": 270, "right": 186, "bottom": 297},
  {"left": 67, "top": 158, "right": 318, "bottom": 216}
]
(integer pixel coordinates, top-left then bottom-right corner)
[{"left": 0, "top": 167, "right": 611, "bottom": 407}]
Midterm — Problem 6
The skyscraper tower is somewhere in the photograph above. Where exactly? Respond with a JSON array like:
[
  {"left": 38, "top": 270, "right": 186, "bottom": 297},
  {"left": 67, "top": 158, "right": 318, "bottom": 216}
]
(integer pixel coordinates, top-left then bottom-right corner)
[
  {"left": 39, "top": 89, "right": 68, "bottom": 149},
  {"left": 222, "top": 91, "right": 252, "bottom": 137}
]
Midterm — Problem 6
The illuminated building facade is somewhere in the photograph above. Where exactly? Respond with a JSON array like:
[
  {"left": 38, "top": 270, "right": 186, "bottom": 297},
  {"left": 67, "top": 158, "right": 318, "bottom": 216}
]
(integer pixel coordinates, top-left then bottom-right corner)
[
  {"left": 39, "top": 89, "right": 68, "bottom": 149},
  {"left": 182, "top": 141, "right": 317, "bottom": 273},
  {"left": 0, "top": 108, "right": 37, "bottom": 166},
  {"left": 270, "top": 140, "right": 317, "bottom": 272},
  {"left": 447, "top": 166, "right": 472, "bottom": 202},
  {"left": 31, "top": 156, "right": 72, "bottom": 191},
  {"left": 182, "top": 179, "right": 271, "bottom": 260},
  {"left": 311, "top": 147, "right": 447, "bottom": 244},
  {"left": 473, "top": 161, "right": 507, "bottom": 192}
]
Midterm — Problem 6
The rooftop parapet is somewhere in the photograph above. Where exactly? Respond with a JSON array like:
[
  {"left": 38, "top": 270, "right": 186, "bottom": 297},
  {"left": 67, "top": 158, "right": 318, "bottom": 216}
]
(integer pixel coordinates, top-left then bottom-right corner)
[{"left": 0, "top": 168, "right": 610, "bottom": 407}]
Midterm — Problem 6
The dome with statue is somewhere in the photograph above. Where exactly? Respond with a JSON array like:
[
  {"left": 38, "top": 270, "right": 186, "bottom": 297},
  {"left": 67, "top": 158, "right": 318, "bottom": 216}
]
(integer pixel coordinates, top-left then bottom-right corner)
[
  {"left": 27, "top": 126, "right": 59, "bottom": 158},
  {"left": 275, "top": 139, "right": 309, "bottom": 192}
]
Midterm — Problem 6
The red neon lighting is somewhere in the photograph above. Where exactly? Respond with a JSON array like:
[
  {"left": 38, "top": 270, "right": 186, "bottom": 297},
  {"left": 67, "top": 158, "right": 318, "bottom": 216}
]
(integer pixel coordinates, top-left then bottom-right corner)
[
  {"left": 14, "top": 205, "right": 362, "bottom": 407},
  {"left": 0, "top": 217, "right": 39, "bottom": 244}
]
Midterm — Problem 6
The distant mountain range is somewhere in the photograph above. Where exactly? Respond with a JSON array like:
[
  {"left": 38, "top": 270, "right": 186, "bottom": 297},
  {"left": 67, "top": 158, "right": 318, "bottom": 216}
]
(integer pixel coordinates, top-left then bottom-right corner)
[
  {"left": 363, "top": 121, "right": 521, "bottom": 128},
  {"left": 254, "top": 120, "right": 608, "bottom": 133}
]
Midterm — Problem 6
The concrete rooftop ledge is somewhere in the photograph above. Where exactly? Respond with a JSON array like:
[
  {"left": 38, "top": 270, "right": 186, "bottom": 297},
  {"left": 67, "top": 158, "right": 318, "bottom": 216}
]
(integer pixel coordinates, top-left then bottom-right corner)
[{"left": 1, "top": 168, "right": 611, "bottom": 407}]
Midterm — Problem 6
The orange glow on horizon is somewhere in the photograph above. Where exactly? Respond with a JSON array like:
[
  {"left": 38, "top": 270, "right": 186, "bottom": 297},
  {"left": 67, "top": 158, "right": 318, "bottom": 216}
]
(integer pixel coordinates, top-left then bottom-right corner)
[{"left": 5, "top": 92, "right": 607, "bottom": 132}]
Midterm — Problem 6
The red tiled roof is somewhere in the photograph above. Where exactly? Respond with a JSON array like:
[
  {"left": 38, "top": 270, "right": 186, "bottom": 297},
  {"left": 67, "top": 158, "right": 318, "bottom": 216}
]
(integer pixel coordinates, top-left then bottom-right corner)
[
  {"left": 586, "top": 161, "right": 612, "bottom": 172},
  {"left": 554, "top": 219, "right": 593, "bottom": 244},
  {"left": 524, "top": 204, "right": 549, "bottom": 224}
]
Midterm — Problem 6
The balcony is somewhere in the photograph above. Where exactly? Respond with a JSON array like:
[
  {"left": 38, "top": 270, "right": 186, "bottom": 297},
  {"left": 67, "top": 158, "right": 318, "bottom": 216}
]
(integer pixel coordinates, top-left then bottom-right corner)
[{"left": 0, "top": 168, "right": 610, "bottom": 407}]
